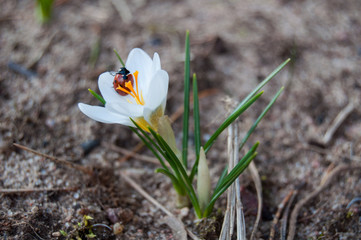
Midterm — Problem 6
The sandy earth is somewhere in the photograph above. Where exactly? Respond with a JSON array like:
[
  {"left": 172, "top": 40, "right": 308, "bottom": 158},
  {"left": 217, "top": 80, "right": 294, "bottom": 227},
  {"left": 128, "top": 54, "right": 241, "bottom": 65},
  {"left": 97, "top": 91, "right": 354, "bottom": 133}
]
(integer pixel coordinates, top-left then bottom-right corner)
[{"left": 1, "top": 0, "right": 361, "bottom": 239}]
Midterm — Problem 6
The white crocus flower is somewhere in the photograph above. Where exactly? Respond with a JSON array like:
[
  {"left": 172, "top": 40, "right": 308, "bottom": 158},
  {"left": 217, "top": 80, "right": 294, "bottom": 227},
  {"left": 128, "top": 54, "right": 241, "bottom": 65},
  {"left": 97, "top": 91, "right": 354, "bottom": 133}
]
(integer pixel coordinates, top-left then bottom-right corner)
[{"left": 78, "top": 48, "right": 169, "bottom": 132}]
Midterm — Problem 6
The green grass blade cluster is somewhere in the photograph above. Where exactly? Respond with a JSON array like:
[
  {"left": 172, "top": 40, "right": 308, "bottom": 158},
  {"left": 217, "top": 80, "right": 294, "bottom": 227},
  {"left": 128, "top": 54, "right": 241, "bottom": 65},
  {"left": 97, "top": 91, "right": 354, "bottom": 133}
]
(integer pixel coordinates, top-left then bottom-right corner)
[
  {"left": 127, "top": 32, "right": 289, "bottom": 219},
  {"left": 148, "top": 127, "right": 202, "bottom": 217},
  {"left": 129, "top": 125, "right": 168, "bottom": 171}
]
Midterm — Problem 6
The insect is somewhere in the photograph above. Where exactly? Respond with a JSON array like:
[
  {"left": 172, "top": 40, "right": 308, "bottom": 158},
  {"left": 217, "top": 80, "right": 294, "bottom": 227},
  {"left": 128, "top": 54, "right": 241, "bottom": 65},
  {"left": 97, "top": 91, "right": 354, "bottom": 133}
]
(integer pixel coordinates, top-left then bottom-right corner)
[{"left": 113, "top": 67, "right": 134, "bottom": 96}]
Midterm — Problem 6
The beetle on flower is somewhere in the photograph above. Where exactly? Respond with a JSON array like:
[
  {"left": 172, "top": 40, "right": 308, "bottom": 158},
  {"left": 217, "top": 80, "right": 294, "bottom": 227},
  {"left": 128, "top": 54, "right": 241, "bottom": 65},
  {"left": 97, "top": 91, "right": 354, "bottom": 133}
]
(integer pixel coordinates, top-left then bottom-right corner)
[{"left": 78, "top": 48, "right": 169, "bottom": 132}]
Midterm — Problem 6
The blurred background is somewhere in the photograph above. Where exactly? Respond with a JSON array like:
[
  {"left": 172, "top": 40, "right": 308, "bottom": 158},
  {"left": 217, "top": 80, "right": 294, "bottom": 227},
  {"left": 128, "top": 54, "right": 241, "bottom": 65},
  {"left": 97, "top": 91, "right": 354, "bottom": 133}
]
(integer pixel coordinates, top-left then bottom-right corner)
[{"left": 1, "top": 0, "right": 360, "bottom": 239}]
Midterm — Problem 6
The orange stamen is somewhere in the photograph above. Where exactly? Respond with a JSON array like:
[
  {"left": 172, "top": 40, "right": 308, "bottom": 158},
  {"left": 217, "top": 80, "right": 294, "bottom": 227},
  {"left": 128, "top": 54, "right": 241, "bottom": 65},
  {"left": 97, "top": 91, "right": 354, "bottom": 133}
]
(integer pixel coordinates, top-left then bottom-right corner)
[{"left": 116, "top": 71, "right": 144, "bottom": 105}]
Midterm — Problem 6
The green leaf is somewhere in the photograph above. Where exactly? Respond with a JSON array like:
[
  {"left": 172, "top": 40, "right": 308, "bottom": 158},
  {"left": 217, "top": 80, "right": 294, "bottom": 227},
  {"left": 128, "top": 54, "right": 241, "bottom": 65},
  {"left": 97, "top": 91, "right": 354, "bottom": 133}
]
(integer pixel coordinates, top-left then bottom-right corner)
[
  {"left": 239, "top": 87, "right": 284, "bottom": 151},
  {"left": 86, "top": 233, "right": 97, "bottom": 238},
  {"left": 214, "top": 166, "right": 228, "bottom": 191},
  {"left": 215, "top": 142, "right": 259, "bottom": 193},
  {"left": 182, "top": 30, "right": 191, "bottom": 168},
  {"left": 113, "top": 48, "right": 126, "bottom": 67},
  {"left": 59, "top": 230, "right": 68, "bottom": 237},
  {"left": 129, "top": 121, "right": 169, "bottom": 172},
  {"left": 148, "top": 127, "right": 202, "bottom": 218},
  {"left": 88, "top": 88, "right": 105, "bottom": 105},
  {"left": 203, "top": 91, "right": 264, "bottom": 153},
  {"left": 193, "top": 73, "right": 201, "bottom": 158},
  {"left": 89, "top": 38, "right": 101, "bottom": 68},
  {"left": 155, "top": 168, "right": 186, "bottom": 195},
  {"left": 189, "top": 73, "right": 201, "bottom": 182},
  {"left": 233, "top": 58, "right": 290, "bottom": 115}
]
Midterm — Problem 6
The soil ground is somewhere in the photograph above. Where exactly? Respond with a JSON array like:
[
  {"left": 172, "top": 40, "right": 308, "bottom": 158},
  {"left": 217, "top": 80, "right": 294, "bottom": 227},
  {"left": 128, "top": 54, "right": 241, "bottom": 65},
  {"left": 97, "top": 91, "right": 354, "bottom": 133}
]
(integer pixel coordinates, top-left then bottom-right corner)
[{"left": 1, "top": 0, "right": 361, "bottom": 239}]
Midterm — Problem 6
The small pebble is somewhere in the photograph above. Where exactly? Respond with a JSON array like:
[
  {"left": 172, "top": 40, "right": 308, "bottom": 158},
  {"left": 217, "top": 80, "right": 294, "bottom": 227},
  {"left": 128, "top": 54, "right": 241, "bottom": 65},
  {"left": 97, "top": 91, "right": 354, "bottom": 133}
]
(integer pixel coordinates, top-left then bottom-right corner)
[
  {"left": 113, "top": 222, "right": 124, "bottom": 235},
  {"left": 52, "top": 232, "right": 61, "bottom": 237},
  {"left": 107, "top": 208, "right": 119, "bottom": 223},
  {"left": 73, "top": 192, "right": 80, "bottom": 199},
  {"left": 31, "top": 206, "right": 38, "bottom": 213}
]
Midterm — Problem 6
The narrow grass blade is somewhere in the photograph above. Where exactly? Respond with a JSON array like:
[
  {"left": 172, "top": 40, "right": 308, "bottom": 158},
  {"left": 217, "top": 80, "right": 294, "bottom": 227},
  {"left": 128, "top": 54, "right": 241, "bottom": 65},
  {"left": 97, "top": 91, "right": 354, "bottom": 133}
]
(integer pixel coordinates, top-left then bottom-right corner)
[
  {"left": 149, "top": 128, "right": 190, "bottom": 186},
  {"left": 113, "top": 48, "right": 125, "bottom": 67},
  {"left": 193, "top": 73, "right": 201, "bottom": 158},
  {"left": 129, "top": 119, "right": 162, "bottom": 154},
  {"left": 88, "top": 88, "right": 105, "bottom": 105},
  {"left": 203, "top": 146, "right": 258, "bottom": 217},
  {"left": 144, "top": 126, "right": 183, "bottom": 182},
  {"left": 155, "top": 168, "right": 185, "bottom": 195},
  {"left": 204, "top": 91, "right": 264, "bottom": 154},
  {"left": 232, "top": 58, "right": 290, "bottom": 115},
  {"left": 129, "top": 126, "right": 169, "bottom": 171},
  {"left": 214, "top": 166, "right": 228, "bottom": 191},
  {"left": 182, "top": 31, "right": 191, "bottom": 168},
  {"left": 89, "top": 37, "right": 101, "bottom": 68},
  {"left": 215, "top": 142, "right": 259, "bottom": 194},
  {"left": 239, "top": 87, "right": 284, "bottom": 151},
  {"left": 189, "top": 73, "right": 201, "bottom": 181}
]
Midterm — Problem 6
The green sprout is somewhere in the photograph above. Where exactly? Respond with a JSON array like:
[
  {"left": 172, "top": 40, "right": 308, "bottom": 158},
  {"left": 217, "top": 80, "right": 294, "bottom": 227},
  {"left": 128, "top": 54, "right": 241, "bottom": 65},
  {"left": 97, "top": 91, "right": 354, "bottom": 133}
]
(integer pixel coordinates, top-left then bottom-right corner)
[{"left": 59, "top": 215, "right": 112, "bottom": 239}]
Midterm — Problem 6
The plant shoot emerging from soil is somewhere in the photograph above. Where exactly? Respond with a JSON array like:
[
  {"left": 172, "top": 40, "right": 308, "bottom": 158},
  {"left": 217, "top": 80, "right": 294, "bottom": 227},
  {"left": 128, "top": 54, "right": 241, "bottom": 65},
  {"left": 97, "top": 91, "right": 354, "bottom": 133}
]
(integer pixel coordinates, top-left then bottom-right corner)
[{"left": 78, "top": 32, "right": 289, "bottom": 219}]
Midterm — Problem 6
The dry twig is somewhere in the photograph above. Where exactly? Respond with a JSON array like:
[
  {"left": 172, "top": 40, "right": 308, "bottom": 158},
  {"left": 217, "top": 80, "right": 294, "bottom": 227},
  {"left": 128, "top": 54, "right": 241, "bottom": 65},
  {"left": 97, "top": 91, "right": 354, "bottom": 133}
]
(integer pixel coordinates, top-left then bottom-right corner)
[
  {"left": 13, "top": 143, "right": 92, "bottom": 175},
  {"left": 322, "top": 101, "right": 354, "bottom": 146},
  {"left": 287, "top": 163, "right": 361, "bottom": 240},
  {"left": 280, "top": 190, "right": 297, "bottom": 240},
  {"left": 269, "top": 190, "right": 294, "bottom": 240},
  {"left": 301, "top": 145, "right": 361, "bottom": 162},
  {"left": 0, "top": 187, "right": 78, "bottom": 195},
  {"left": 248, "top": 161, "right": 262, "bottom": 240},
  {"left": 220, "top": 118, "right": 246, "bottom": 240}
]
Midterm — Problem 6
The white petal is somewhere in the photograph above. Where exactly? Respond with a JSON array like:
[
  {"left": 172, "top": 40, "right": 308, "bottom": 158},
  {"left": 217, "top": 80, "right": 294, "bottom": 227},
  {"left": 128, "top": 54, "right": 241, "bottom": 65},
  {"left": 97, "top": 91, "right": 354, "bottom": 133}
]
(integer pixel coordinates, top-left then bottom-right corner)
[
  {"left": 106, "top": 101, "right": 144, "bottom": 117},
  {"left": 145, "top": 70, "right": 169, "bottom": 112},
  {"left": 98, "top": 72, "right": 122, "bottom": 103},
  {"left": 78, "top": 103, "right": 133, "bottom": 126},
  {"left": 126, "top": 49, "right": 153, "bottom": 95},
  {"left": 152, "top": 52, "right": 161, "bottom": 73}
]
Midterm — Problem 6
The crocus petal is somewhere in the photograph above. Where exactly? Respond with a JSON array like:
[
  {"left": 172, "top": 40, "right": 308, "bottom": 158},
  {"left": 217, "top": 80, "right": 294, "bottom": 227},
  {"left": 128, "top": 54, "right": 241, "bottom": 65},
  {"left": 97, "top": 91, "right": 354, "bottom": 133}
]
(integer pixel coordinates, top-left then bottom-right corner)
[
  {"left": 126, "top": 49, "right": 152, "bottom": 95},
  {"left": 145, "top": 70, "right": 169, "bottom": 112},
  {"left": 98, "top": 72, "right": 123, "bottom": 103},
  {"left": 78, "top": 103, "right": 133, "bottom": 126},
  {"left": 152, "top": 53, "right": 161, "bottom": 73},
  {"left": 140, "top": 52, "right": 162, "bottom": 92},
  {"left": 106, "top": 101, "right": 144, "bottom": 117}
]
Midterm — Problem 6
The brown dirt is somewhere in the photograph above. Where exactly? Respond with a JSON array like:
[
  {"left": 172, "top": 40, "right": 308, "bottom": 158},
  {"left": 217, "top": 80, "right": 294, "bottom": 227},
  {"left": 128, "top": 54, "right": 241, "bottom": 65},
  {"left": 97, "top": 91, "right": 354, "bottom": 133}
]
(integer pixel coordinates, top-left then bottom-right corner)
[{"left": 1, "top": 0, "right": 361, "bottom": 239}]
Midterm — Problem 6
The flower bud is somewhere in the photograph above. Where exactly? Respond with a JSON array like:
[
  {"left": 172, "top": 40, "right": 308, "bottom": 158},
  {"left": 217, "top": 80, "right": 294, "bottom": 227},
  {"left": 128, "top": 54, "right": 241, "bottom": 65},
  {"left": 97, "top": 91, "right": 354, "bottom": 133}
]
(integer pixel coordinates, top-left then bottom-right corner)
[{"left": 197, "top": 147, "right": 211, "bottom": 214}]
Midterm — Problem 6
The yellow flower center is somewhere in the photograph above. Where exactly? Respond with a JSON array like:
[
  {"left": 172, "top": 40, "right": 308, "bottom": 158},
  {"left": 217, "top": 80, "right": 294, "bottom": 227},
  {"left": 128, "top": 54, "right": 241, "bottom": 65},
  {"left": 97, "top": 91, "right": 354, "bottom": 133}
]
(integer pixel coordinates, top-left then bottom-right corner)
[{"left": 116, "top": 71, "right": 145, "bottom": 105}]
